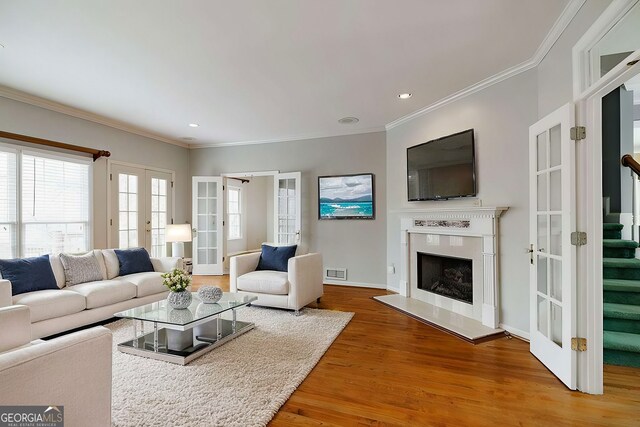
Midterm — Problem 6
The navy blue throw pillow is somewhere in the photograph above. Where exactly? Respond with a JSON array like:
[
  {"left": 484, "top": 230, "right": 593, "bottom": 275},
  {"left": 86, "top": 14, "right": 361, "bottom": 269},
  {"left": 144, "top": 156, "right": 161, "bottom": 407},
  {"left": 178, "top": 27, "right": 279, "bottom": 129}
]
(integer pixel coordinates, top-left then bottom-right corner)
[
  {"left": 114, "top": 248, "right": 154, "bottom": 276},
  {"left": 0, "top": 255, "right": 58, "bottom": 296},
  {"left": 256, "top": 244, "right": 297, "bottom": 272}
]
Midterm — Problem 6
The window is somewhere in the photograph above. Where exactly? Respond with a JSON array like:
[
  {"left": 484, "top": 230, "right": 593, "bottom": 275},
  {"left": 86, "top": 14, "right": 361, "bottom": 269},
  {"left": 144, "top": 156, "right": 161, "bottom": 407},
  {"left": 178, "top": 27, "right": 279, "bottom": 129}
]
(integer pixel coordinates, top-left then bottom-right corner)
[
  {"left": 228, "top": 187, "right": 242, "bottom": 240},
  {"left": 0, "top": 144, "right": 91, "bottom": 258},
  {"left": 0, "top": 150, "right": 17, "bottom": 259}
]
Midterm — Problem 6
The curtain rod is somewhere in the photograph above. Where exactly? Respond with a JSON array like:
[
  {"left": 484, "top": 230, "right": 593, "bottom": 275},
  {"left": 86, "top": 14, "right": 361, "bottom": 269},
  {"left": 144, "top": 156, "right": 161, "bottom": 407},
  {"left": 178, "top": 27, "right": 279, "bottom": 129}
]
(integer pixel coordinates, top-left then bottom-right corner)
[{"left": 0, "top": 130, "right": 111, "bottom": 161}]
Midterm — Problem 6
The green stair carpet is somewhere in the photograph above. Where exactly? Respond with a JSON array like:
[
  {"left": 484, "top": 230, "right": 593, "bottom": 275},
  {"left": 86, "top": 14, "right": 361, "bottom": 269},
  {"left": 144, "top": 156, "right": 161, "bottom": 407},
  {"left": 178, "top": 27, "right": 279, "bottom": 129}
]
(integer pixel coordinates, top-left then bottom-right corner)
[
  {"left": 604, "top": 279, "right": 640, "bottom": 305},
  {"left": 602, "top": 222, "right": 640, "bottom": 368},
  {"left": 603, "top": 239, "right": 638, "bottom": 258},
  {"left": 603, "top": 223, "right": 624, "bottom": 239}
]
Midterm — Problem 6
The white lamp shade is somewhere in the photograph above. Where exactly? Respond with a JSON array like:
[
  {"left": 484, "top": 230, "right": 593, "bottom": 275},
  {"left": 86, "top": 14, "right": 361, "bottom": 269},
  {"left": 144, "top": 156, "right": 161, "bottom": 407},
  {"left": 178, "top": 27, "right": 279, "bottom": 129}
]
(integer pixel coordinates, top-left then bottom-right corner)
[{"left": 166, "top": 224, "right": 193, "bottom": 243}]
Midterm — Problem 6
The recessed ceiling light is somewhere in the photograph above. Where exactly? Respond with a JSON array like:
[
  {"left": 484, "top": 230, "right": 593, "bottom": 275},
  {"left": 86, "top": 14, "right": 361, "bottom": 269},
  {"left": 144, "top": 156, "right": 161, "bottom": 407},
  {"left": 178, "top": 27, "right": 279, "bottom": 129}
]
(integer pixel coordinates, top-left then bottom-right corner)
[
  {"left": 398, "top": 93, "right": 412, "bottom": 99},
  {"left": 338, "top": 117, "right": 359, "bottom": 124},
  {"left": 188, "top": 123, "right": 199, "bottom": 128}
]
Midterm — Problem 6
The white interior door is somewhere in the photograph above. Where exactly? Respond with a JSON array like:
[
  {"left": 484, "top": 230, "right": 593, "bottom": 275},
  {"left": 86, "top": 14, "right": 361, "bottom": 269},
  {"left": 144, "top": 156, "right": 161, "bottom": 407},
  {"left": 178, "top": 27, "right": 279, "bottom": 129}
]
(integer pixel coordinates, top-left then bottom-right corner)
[
  {"left": 529, "top": 103, "right": 577, "bottom": 390},
  {"left": 110, "top": 164, "right": 173, "bottom": 255},
  {"left": 274, "top": 172, "right": 301, "bottom": 246},
  {"left": 192, "top": 176, "right": 224, "bottom": 275}
]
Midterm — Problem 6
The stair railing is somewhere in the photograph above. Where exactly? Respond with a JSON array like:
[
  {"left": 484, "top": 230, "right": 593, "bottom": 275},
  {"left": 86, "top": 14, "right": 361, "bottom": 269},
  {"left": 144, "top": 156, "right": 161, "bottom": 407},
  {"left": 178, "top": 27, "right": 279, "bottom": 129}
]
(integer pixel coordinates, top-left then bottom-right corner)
[
  {"left": 621, "top": 154, "right": 640, "bottom": 176},
  {"left": 621, "top": 154, "right": 640, "bottom": 242}
]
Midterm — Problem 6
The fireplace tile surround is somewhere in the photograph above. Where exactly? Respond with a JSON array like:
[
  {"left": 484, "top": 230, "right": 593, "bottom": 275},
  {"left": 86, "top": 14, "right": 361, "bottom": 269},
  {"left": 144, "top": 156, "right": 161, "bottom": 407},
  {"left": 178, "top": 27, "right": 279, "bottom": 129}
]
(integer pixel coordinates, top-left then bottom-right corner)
[{"left": 390, "top": 207, "right": 508, "bottom": 336}]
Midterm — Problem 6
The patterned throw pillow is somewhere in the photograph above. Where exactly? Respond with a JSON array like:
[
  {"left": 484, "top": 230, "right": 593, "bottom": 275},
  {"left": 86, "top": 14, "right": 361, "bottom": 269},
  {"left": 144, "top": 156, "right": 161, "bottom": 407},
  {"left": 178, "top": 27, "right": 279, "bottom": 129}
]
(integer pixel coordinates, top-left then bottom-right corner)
[{"left": 60, "top": 252, "right": 104, "bottom": 286}]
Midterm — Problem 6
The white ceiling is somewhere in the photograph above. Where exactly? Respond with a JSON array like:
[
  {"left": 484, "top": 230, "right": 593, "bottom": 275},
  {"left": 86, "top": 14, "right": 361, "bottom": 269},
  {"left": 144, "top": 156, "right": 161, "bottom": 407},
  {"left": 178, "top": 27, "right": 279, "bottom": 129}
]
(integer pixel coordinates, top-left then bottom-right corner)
[{"left": 0, "top": 0, "right": 569, "bottom": 147}]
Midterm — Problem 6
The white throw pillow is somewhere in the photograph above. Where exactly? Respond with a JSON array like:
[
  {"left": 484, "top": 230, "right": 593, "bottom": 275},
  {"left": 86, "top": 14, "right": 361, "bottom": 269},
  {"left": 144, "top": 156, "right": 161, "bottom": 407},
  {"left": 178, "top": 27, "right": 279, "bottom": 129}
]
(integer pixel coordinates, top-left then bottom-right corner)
[
  {"left": 48, "top": 254, "right": 67, "bottom": 289},
  {"left": 102, "top": 249, "right": 120, "bottom": 279},
  {"left": 60, "top": 252, "right": 104, "bottom": 286}
]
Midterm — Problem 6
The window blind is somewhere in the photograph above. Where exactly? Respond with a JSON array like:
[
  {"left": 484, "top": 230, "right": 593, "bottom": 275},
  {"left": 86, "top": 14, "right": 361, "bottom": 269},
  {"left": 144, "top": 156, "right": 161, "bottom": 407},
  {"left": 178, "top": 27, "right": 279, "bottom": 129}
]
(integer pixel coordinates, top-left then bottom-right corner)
[
  {"left": 0, "top": 149, "right": 17, "bottom": 258},
  {"left": 21, "top": 153, "right": 90, "bottom": 256}
]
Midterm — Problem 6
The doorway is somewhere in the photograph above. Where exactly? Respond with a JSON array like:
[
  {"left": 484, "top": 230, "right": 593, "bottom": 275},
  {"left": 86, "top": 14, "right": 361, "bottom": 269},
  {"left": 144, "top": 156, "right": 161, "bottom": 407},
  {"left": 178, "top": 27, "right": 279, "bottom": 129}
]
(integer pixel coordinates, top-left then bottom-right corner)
[
  {"left": 224, "top": 176, "right": 272, "bottom": 269},
  {"left": 108, "top": 162, "right": 174, "bottom": 257},
  {"left": 525, "top": 0, "right": 640, "bottom": 394},
  {"left": 600, "top": 73, "right": 640, "bottom": 370},
  {"left": 191, "top": 171, "right": 303, "bottom": 275}
]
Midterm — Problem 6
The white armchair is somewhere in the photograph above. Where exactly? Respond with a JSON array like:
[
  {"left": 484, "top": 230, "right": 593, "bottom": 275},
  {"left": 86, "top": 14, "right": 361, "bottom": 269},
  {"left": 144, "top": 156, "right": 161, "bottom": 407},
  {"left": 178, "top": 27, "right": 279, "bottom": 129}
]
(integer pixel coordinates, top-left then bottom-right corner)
[
  {"left": 230, "top": 252, "right": 323, "bottom": 314},
  {"left": 0, "top": 305, "right": 112, "bottom": 427}
]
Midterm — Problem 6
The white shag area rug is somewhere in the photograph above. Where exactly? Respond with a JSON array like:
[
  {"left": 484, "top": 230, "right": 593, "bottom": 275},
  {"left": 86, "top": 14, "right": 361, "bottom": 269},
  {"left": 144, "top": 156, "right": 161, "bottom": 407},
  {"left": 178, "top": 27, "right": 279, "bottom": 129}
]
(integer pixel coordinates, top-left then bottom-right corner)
[{"left": 107, "top": 307, "right": 354, "bottom": 427}]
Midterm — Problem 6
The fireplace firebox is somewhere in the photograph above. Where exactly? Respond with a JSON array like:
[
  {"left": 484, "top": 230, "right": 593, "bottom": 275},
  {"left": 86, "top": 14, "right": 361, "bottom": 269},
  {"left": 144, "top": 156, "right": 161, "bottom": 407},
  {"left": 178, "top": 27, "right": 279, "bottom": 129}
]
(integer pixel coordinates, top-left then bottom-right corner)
[{"left": 417, "top": 252, "right": 473, "bottom": 304}]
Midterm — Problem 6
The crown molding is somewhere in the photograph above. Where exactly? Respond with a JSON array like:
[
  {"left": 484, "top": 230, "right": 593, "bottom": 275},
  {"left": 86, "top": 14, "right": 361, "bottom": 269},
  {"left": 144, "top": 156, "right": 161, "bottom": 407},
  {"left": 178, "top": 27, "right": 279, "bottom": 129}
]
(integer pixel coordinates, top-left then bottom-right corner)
[
  {"left": 385, "top": 0, "right": 586, "bottom": 131},
  {"left": 0, "top": 85, "right": 189, "bottom": 148},
  {"left": 189, "top": 126, "right": 386, "bottom": 149}
]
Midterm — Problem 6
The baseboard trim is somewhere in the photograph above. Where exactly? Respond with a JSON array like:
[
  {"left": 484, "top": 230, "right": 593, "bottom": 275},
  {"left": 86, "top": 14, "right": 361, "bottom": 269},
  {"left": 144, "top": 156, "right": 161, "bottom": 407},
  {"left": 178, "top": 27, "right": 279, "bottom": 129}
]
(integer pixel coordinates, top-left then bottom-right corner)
[
  {"left": 324, "top": 280, "right": 387, "bottom": 289},
  {"left": 499, "top": 323, "right": 530, "bottom": 342}
]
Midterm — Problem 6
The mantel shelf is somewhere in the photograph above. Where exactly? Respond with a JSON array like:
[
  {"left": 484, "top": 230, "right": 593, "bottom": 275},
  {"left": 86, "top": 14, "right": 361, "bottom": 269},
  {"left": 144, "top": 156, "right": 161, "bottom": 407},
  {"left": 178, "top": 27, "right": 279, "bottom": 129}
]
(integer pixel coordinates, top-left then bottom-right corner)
[{"left": 393, "top": 206, "right": 509, "bottom": 216}]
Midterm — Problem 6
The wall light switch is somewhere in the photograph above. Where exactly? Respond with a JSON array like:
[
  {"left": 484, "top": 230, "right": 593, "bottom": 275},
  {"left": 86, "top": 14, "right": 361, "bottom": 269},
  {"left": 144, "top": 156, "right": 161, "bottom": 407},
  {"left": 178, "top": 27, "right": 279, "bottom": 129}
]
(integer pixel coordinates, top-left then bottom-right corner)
[{"left": 387, "top": 265, "right": 395, "bottom": 274}]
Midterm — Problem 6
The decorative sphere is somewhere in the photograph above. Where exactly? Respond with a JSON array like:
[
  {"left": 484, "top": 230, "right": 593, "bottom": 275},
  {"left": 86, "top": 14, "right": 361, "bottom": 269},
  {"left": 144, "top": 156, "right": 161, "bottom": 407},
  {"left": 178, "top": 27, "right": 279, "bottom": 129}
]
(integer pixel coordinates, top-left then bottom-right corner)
[
  {"left": 167, "top": 290, "right": 192, "bottom": 309},
  {"left": 197, "top": 286, "right": 223, "bottom": 304}
]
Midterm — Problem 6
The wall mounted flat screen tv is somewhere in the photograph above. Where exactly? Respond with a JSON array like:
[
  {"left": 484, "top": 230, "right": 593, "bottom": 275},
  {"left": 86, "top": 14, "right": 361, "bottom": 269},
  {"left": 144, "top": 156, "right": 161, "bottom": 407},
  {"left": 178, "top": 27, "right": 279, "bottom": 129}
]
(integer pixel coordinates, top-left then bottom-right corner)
[
  {"left": 318, "top": 173, "right": 375, "bottom": 220},
  {"left": 407, "top": 129, "right": 476, "bottom": 201}
]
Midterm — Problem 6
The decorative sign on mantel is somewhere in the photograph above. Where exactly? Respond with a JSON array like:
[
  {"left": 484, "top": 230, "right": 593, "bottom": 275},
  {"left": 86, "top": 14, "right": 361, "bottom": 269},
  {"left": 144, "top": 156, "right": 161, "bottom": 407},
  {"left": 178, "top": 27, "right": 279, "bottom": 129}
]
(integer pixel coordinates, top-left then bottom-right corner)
[{"left": 414, "top": 219, "right": 471, "bottom": 228}]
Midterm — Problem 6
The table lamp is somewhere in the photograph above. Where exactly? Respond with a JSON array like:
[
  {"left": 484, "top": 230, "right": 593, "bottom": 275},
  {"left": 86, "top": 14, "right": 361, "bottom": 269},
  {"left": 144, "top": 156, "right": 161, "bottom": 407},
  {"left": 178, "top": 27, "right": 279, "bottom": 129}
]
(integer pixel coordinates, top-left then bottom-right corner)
[{"left": 166, "top": 224, "right": 192, "bottom": 258}]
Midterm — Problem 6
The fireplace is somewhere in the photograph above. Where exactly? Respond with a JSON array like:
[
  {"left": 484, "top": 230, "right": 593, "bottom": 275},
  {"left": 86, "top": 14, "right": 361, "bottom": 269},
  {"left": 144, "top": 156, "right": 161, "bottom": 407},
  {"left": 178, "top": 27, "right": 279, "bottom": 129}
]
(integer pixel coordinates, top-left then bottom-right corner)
[
  {"left": 399, "top": 207, "right": 509, "bottom": 329},
  {"left": 417, "top": 252, "right": 473, "bottom": 304}
]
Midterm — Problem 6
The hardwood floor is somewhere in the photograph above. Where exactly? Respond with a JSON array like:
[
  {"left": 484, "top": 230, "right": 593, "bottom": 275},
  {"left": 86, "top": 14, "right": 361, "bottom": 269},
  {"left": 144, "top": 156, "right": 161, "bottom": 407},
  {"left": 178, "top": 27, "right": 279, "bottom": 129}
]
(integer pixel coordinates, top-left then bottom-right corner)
[{"left": 194, "top": 277, "right": 640, "bottom": 426}]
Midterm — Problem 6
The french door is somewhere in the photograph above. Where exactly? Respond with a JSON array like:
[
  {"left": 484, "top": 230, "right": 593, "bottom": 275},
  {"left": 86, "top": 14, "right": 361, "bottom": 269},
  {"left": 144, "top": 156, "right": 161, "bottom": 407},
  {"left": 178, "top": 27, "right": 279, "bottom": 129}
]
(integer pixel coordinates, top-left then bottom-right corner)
[
  {"left": 274, "top": 172, "right": 302, "bottom": 246},
  {"left": 109, "top": 163, "right": 173, "bottom": 257},
  {"left": 192, "top": 176, "right": 224, "bottom": 275},
  {"left": 529, "top": 103, "right": 577, "bottom": 389}
]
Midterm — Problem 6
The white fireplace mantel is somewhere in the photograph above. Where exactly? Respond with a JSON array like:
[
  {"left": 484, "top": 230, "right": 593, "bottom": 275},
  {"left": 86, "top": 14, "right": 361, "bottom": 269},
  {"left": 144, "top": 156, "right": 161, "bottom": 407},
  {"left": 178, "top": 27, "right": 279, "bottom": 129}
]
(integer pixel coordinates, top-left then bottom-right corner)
[{"left": 398, "top": 206, "right": 508, "bottom": 329}]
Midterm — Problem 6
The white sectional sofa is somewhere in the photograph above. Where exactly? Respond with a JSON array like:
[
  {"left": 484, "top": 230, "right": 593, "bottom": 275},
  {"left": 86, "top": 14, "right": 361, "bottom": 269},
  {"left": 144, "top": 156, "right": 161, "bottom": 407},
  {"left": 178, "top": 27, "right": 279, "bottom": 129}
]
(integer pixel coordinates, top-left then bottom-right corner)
[
  {"left": 0, "top": 249, "right": 181, "bottom": 339},
  {"left": 0, "top": 305, "right": 112, "bottom": 427}
]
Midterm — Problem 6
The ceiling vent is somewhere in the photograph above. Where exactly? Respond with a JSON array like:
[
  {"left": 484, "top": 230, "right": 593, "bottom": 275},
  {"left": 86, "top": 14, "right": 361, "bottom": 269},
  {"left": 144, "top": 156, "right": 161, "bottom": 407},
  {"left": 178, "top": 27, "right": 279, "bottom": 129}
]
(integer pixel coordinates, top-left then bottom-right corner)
[{"left": 325, "top": 267, "right": 347, "bottom": 281}]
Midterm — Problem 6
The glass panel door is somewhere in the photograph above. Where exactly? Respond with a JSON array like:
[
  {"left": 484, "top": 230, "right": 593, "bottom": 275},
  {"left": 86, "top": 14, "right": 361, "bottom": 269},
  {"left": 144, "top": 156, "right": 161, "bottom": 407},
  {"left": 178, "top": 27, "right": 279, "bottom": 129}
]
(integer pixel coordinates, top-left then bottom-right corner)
[
  {"left": 274, "top": 172, "right": 301, "bottom": 245},
  {"left": 110, "top": 163, "right": 174, "bottom": 255},
  {"left": 111, "top": 164, "right": 145, "bottom": 250},
  {"left": 146, "top": 170, "right": 173, "bottom": 257},
  {"left": 529, "top": 103, "right": 577, "bottom": 390},
  {"left": 192, "top": 176, "right": 223, "bottom": 275}
]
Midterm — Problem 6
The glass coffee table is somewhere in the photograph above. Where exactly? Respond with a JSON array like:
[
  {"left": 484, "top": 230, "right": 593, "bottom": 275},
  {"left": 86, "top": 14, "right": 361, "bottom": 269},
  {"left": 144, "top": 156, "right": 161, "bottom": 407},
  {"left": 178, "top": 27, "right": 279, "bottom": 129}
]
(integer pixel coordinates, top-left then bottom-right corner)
[{"left": 114, "top": 292, "right": 257, "bottom": 365}]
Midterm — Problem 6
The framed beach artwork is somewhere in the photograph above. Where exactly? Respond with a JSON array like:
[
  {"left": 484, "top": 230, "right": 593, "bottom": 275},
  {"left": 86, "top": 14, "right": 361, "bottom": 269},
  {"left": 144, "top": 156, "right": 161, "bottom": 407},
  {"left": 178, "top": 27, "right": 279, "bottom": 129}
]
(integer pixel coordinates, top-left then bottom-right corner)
[{"left": 318, "top": 173, "right": 375, "bottom": 220}]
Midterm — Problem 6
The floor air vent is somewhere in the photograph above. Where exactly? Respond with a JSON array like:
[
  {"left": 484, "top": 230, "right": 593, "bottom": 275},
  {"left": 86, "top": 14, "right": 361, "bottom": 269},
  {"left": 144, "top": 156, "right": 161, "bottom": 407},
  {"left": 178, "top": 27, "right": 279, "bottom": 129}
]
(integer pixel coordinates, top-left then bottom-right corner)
[{"left": 325, "top": 267, "right": 347, "bottom": 281}]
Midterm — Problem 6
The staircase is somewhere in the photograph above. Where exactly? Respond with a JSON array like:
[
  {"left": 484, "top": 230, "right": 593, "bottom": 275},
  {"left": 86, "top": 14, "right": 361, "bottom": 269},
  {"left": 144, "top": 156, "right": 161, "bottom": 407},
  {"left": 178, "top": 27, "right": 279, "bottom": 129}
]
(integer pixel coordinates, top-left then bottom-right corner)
[{"left": 603, "top": 222, "right": 640, "bottom": 368}]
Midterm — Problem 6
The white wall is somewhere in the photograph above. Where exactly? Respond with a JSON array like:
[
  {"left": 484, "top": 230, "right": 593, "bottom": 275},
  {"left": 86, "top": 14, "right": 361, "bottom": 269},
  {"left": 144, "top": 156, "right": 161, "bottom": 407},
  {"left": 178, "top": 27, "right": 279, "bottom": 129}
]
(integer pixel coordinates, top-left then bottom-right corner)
[
  {"left": 0, "top": 96, "right": 191, "bottom": 249},
  {"left": 386, "top": 70, "right": 538, "bottom": 332},
  {"left": 537, "top": 0, "right": 612, "bottom": 117},
  {"left": 189, "top": 132, "right": 387, "bottom": 287}
]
